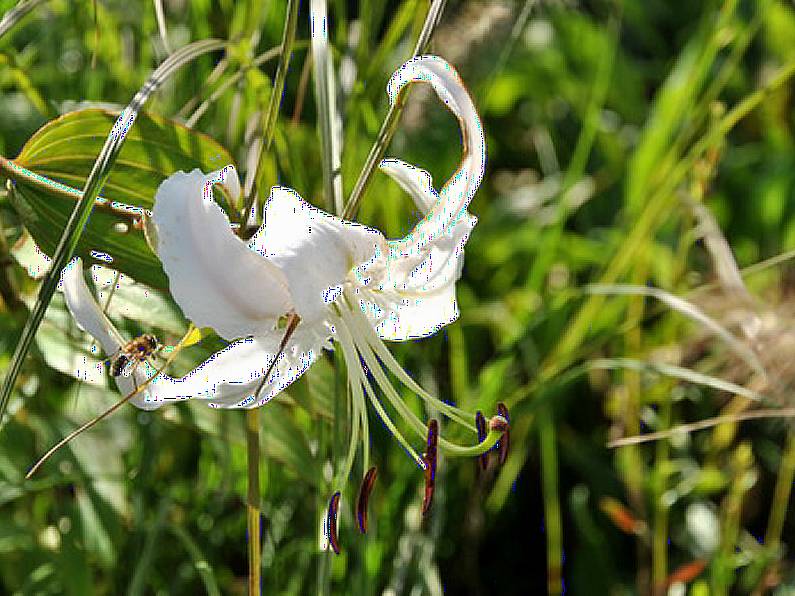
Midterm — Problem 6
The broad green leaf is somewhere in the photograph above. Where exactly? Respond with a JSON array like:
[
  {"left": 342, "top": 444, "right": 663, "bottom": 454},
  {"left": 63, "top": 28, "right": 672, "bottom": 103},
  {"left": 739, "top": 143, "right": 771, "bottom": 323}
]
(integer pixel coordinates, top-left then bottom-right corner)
[{"left": 4, "top": 108, "right": 234, "bottom": 288}]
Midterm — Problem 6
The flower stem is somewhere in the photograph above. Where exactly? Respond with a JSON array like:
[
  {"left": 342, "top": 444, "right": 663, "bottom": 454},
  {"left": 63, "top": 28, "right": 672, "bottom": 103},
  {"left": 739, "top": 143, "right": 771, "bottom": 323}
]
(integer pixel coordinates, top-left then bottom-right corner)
[
  {"left": 539, "top": 406, "right": 563, "bottom": 595},
  {"left": 243, "top": 0, "right": 301, "bottom": 220},
  {"left": 245, "top": 408, "right": 262, "bottom": 596},
  {"left": 759, "top": 431, "right": 795, "bottom": 590},
  {"left": 342, "top": 0, "right": 447, "bottom": 220}
]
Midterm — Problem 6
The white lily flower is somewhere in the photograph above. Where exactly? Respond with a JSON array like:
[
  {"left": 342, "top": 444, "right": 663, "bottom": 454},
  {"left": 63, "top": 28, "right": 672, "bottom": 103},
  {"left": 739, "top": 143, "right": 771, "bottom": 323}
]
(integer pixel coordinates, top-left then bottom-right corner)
[{"left": 61, "top": 56, "right": 506, "bottom": 505}]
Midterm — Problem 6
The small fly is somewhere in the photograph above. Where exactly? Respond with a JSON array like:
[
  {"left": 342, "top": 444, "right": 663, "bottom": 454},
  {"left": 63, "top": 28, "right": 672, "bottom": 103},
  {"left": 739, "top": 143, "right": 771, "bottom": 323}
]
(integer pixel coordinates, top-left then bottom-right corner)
[{"left": 108, "top": 333, "right": 160, "bottom": 378}]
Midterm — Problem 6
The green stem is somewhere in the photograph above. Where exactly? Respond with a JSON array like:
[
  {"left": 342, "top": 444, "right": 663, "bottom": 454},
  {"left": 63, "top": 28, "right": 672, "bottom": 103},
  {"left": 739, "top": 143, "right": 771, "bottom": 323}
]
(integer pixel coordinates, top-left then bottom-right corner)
[
  {"left": 651, "top": 399, "right": 671, "bottom": 595},
  {"left": 245, "top": 408, "right": 262, "bottom": 596},
  {"left": 243, "top": 0, "right": 301, "bottom": 220},
  {"left": 342, "top": 0, "right": 446, "bottom": 220},
  {"left": 712, "top": 442, "right": 755, "bottom": 595},
  {"left": 763, "top": 432, "right": 795, "bottom": 563},
  {"left": 539, "top": 406, "right": 562, "bottom": 595}
]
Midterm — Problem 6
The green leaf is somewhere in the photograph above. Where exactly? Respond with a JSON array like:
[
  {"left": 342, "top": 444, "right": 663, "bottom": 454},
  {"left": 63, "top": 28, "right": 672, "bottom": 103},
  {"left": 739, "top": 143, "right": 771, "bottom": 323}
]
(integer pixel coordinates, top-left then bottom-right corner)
[{"left": 4, "top": 108, "right": 233, "bottom": 288}]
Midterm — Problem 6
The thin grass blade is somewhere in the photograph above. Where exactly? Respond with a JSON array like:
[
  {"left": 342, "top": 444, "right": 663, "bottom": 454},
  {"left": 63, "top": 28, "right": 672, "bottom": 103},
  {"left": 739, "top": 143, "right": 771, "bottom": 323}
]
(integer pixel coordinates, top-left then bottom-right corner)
[
  {"left": 587, "top": 358, "right": 764, "bottom": 403},
  {"left": 0, "top": 0, "right": 42, "bottom": 40},
  {"left": 586, "top": 284, "right": 766, "bottom": 380},
  {"left": 310, "top": 0, "right": 344, "bottom": 214},
  {"left": 243, "top": 0, "right": 300, "bottom": 219}
]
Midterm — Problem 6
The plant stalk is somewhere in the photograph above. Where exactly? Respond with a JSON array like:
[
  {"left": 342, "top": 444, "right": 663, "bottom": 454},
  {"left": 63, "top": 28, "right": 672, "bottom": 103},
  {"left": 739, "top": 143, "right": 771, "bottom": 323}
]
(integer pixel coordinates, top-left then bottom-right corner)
[
  {"left": 342, "top": 0, "right": 446, "bottom": 220},
  {"left": 539, "top": 406, "right": 562, "bottom": 595},
  {"left": 246, "top": 407, "right": 262, "bottom": 596}
]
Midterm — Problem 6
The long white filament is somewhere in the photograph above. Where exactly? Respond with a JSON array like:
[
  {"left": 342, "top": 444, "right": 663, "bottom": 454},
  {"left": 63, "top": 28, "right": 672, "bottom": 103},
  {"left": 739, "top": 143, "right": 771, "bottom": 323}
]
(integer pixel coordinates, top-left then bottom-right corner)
[
  {"left": 335, "top": 317, "right": 426, "bottom": 469},
  {"left": 343, "top": 292, "right": 476, "bottom": 430},
  {"left": 339, "top": 298, "right": 499, "bottom": 457}
]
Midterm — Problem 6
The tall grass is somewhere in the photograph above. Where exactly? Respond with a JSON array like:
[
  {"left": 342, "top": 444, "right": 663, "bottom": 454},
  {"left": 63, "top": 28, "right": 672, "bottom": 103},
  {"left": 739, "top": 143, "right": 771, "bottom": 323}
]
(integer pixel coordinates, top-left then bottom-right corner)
[{"left": 2, "top": 1, "right": 795, "bottom": 594}]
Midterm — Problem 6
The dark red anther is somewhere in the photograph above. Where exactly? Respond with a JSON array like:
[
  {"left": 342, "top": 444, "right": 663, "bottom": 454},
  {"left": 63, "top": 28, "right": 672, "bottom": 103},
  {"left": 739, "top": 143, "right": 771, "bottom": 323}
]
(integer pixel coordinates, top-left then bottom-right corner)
[
  {"left": 356, "top": 467, "right": 378, "bottom": 534},
  {"left": 496, "top": 403, "right": 510, "bottom": 466},
  {"left": 422, "top": 419, "right": 439, "bottom": 516},
  {"left": 325, "top": 492, "right": 341, "bottom": 555},
  {"left": 475, "top": 411, "right": 488, "bottom": 471}
]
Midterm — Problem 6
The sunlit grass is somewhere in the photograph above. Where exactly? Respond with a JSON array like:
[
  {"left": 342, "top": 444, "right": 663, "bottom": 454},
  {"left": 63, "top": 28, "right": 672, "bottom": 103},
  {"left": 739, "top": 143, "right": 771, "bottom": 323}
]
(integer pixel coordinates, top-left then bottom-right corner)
[{"left": 2, "top": 0, "right": 795, "bottom": 594}]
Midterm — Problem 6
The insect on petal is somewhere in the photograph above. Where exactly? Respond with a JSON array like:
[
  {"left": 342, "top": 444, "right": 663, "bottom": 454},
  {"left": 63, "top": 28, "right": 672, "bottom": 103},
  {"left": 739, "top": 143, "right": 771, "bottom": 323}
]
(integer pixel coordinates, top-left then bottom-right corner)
[
  {"left": 422, "top": 419, "right": 439, "bottom": 516},
  {"left": 356, "top": 466, "right": 378, "bottom": 534},
  {"left": 325, "top": 491, "right": 341, "bottom": 555}
]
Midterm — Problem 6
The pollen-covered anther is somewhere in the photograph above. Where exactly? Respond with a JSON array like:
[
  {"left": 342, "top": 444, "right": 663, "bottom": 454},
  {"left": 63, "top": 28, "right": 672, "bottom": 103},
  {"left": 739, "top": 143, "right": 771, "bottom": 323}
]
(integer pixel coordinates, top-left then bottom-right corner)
[
  {"left": 496, "top": 402, "right": 510, "bottom": 465},
  {"left": 475, "top": 411, "right": 488, "bottom": 471},
  {"left": 488, "top": 414, "right": 509, "bottom": 433},
  {"left": 326, "top": 492, "right": 341, "bottom": 555},
  {"left": 356, "top": 466, "right": 378, "bottom": 534},
  {"left": 422, "top": 419, "right": 439, "bottom": 516}
]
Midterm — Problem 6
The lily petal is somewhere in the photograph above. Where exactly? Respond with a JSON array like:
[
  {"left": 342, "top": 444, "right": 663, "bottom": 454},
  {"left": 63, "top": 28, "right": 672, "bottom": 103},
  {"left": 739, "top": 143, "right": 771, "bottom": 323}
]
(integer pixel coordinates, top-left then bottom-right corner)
[
  {"left": 386, "top": 56, "right": 485, "bottom": 264},
  {"left": 61, "top": 258, "right": 171, "bottom": 410},
  {"left": 368, "top": 159, "right": 476, "bottom": 340},
  {"left": 249, "top": 186, "right": 385, "bottom": 325},
  {"left": 379, "top": 158, "right": 476, "bottom": 293},
  {"left": 61, "top": 258, "right": 326, "bottom": 410},
  {"left": 60, "top": 258, "right": 125, "bottom": 355},
  {"left": 152, "top": 168, "right": 293, "bottom": 341},
  {"left": 156, "top": 324, "right": 328, "bottom": 409},
  {"left": 374, "top": 286, "right": 460, "bottom": 341}
]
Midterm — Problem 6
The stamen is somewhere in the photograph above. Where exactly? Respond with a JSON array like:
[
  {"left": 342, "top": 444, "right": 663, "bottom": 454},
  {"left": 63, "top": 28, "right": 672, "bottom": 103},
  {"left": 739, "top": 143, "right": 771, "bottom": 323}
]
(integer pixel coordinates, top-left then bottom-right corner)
[
  {"left": 252, "top": 311, "right": 301, "bottom": 403},
  {"left": 335, "top": 319, "right": 426, "bottom": 469},
  {"left": 360, "top": 389, "right": 370, "bottom": 472},
  {"left": 475, "top": 411, "right": 488, "bottom": 471},
  {"left": 343, "top": 297, "right": 475, "bottom": 431},
  {"left": 354, "top": 326, "right": 503, "bottom": 458},
  {"left": 325, "top": 492, "right": 341, "bottom": 555},
  {"left": 496, "top": 403, "right": 510, "bottom": 465},
  {"left": 333, "top": 383, "right": 360, "bottom": 490},
  {"left": 422, "top": 419, "right": 439, "bottom": 516},
  {"left": 337, "top": 301, "right": 501, "bottom": 462},
  {"left": 356, "top": 466, "right": 378, "bottom": 534}
]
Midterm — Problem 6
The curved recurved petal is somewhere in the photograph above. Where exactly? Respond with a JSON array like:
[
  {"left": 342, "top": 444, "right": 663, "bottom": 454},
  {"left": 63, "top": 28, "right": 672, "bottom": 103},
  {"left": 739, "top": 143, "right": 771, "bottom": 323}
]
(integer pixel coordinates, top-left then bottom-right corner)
[
  {"left": 379, "top": 158, "right": 437, "bottom": 213},
  {"left": 375, "top": 284, "right": 460, "bottom": 341},
  {"left": 60, "top": 258, "right": 178, "bottom": 410},
  {"left": 367, "top": 159, "right": 475, "bottom": 339},
  {"left": 60, "top": 257, "right": 125, "bottom": 355},
  {"left": 378, "top": 158, "right": 476, "bottom": 292},
  {"left": 386, "top": 55, "right": 485, "bottom": 261},
  {"left": 137, "top": 324, "right": 329, "bottom": 409},
  {"left": 249, "top": 187, "right": 385, "bottom": 325},
  {"left": 152, "top": 168, "right": 293, "bottom": 341}
]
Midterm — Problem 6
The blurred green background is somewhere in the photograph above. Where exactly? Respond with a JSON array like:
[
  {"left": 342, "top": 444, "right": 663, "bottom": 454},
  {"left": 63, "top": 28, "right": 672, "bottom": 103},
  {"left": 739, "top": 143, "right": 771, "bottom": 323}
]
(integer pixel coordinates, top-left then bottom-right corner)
[{"left": 3, "top": 0, "right": 795, "bottom": 594}]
